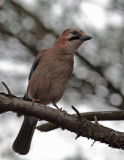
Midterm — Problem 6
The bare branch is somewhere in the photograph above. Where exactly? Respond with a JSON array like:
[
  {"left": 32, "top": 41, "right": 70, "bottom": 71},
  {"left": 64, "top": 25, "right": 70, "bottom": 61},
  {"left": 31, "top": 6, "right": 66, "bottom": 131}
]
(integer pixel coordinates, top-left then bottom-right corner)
[
  {"left": 94, "top": 115, "right": 99, "bottom": 125},
  {"left": 72, "top": 105, "right": 82, "bottom": 120},
  {"left": 0, "top": 92, "right": 124, "bottom": 150},
  {"left": 37, "top": 110, "right": 124, "bottom": 132},
  {"left": 76, "top": 52, "right": 123, "bottom": 97},
  {"left": 1, "top": 82, "right": 15, "bottom": 97}
]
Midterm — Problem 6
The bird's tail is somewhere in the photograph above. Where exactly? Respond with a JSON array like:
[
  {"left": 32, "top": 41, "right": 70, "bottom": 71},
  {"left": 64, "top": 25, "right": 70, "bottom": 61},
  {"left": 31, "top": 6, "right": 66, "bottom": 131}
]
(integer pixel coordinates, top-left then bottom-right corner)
[{"left": 12, "top": 116, "right": 38, "bottom": 155}]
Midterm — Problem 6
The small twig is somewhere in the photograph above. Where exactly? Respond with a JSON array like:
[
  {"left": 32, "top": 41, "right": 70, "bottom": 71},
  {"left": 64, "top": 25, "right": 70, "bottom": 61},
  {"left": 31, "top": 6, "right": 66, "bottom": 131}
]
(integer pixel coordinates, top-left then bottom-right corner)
[
  {"left": 1, "top": 82, "right": 15, "bottom": 97},
  {"left": 94, "top": 115, "right": 99, "bottom": 125},
  {"left": 91, "top": 140, "right": 96, "bottom": 147},
  {"left": 75, "top": 133, "right": 81, "bottom": 140},
  {"left": 72, "top": 105, "right": 82, "bottom": 120}
]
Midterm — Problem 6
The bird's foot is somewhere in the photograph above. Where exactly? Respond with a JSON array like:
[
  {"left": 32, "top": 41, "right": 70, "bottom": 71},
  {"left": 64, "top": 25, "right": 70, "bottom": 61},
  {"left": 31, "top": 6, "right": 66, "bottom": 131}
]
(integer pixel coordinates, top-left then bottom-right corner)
[
  {"left": 59, "top": 108, "right": 67, "bottom": 114},
  {"left": 31, "top": 98, "right": 40, "bottom": 103}
]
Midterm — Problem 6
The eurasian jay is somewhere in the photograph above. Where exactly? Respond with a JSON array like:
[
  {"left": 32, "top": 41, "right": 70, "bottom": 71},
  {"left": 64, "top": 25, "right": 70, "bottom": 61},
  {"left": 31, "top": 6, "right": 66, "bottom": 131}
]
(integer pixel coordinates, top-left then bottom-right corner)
[{"left": 12, "top": 28, "right": 92, "bottom": 155}]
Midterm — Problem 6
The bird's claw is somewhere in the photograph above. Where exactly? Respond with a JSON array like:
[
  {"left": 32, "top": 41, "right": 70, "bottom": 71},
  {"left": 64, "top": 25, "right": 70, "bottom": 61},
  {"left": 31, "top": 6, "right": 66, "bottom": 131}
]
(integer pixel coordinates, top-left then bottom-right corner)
[{"left": 31, "top": 98, "right": 40, "bottom": 103}]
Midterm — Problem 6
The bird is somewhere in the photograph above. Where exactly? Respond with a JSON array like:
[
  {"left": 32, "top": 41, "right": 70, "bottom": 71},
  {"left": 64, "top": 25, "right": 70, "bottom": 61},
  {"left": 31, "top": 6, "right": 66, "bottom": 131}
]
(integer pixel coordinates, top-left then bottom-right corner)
[{"left": 12, "top": 28, "right": 92, "bottom": 155}]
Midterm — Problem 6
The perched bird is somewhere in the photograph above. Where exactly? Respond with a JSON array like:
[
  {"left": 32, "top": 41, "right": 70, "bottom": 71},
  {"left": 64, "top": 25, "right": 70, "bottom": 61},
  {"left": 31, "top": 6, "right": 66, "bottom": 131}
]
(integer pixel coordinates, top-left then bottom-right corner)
[{"left": 12, "top": 28, "right": 92, "bottom": 155}]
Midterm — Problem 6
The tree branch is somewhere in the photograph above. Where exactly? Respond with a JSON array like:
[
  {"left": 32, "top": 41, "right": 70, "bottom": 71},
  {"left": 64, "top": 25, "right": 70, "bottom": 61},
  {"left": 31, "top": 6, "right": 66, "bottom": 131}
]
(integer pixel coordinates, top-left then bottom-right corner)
[
  {"left": 0, "top": 92, "right": 124, "bottom": 150},
  {"left": 37, "top": 109, "right": 124, "bottom": 132},
  {"left": 76, "top": 52, "right": 123, "bottom": 97}
]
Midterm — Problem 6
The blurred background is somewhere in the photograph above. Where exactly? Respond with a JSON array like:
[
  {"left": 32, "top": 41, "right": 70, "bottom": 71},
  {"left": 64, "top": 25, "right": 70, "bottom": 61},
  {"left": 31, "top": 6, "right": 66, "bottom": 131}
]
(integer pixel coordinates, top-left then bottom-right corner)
[{"left": 0, "top": 0, "right": 124, "bottom": 159}]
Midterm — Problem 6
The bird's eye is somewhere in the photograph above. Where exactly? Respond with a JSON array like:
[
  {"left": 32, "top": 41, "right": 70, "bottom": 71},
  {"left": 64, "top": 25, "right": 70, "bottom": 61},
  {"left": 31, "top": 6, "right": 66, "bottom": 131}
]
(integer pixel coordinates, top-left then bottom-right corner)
[{"left": 71, "top": 30, "right": 78, "bottom": 35}]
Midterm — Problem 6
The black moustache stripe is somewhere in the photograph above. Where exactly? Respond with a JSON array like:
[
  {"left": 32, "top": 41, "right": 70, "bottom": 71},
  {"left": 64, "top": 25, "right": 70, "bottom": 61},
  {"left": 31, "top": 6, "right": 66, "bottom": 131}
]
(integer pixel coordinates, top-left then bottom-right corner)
[{"left": 69, "top": 36, "right": 80, "bottom": 41}]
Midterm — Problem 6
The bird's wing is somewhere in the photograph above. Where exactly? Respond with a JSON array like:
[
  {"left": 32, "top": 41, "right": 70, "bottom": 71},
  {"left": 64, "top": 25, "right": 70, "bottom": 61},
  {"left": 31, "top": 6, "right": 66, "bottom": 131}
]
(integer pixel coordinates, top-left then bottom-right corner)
[
  {"left": 28, "top": 55, "right": 41, "bottom": 80},
  {"left": 23, "top": 54, "right": 42, "bottom": 100}
]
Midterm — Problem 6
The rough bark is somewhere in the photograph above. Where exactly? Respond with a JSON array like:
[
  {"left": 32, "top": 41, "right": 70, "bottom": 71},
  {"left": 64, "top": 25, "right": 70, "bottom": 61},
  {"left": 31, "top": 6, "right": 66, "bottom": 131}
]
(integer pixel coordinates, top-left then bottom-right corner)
[
  {"left": 37, "top": 110, "right": 124, "bottom": 132},
  {"left": 0, "top": 93, "right": 124, "bottom": 150}
]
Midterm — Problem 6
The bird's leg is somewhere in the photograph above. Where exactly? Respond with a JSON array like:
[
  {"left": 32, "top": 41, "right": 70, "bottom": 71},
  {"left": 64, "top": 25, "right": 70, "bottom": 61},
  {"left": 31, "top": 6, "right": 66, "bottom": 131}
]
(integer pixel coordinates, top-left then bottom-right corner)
[
  {"left": 31, "top": 98, "right": 40, "bottom": 110},
  {"left": 52, "top": 102, "right": 67, "bottom": 113},
  {"left": 52, "top": 102, "right": 63, "bottom": 110}
]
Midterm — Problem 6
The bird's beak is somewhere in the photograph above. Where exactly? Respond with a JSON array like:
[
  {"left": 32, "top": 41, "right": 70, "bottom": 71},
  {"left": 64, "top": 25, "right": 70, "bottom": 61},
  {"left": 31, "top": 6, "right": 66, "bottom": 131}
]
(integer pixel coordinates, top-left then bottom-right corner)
[{"left": 79, "top": 35, "right": 92, "bottom": 41}]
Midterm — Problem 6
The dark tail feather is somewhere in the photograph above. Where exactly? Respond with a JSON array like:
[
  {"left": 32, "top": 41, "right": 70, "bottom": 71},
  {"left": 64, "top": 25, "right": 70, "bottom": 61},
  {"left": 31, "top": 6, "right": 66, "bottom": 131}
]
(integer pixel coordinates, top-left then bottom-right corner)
[{"left": 12, "top": 116, "right": 38, "bottom": 155}]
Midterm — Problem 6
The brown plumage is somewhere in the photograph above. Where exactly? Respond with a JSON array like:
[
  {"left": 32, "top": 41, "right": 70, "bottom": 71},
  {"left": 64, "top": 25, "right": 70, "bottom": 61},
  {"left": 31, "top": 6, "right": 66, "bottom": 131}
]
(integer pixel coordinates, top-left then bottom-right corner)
[{"left": 12, "top": 28, "right": 92, "bottom": 155}]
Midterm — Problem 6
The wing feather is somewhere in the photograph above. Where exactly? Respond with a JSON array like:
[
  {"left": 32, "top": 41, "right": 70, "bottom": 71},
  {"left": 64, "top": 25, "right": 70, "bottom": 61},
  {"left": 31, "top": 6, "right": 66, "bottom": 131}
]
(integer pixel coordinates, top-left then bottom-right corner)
[{"left": 29, "top": 55, "right": 41, "bottom": 80}]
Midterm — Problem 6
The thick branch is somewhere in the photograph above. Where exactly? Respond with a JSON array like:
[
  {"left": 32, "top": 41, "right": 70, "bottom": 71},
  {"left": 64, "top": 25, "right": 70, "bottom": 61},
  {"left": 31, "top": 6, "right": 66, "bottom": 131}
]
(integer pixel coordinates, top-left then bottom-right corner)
[
  {"left": 37, "top": 110, "right": 124, "bottom": 132},
  {"left": 0, "top": 93, "right": 124, "bottom": 150}
]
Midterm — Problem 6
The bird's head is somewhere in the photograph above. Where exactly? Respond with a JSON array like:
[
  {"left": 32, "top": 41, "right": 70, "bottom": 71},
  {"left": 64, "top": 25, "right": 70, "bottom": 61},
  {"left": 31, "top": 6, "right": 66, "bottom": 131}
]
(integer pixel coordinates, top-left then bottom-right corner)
[{"left": 54, "top": 28, "right": 92, "bottom": 53}]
